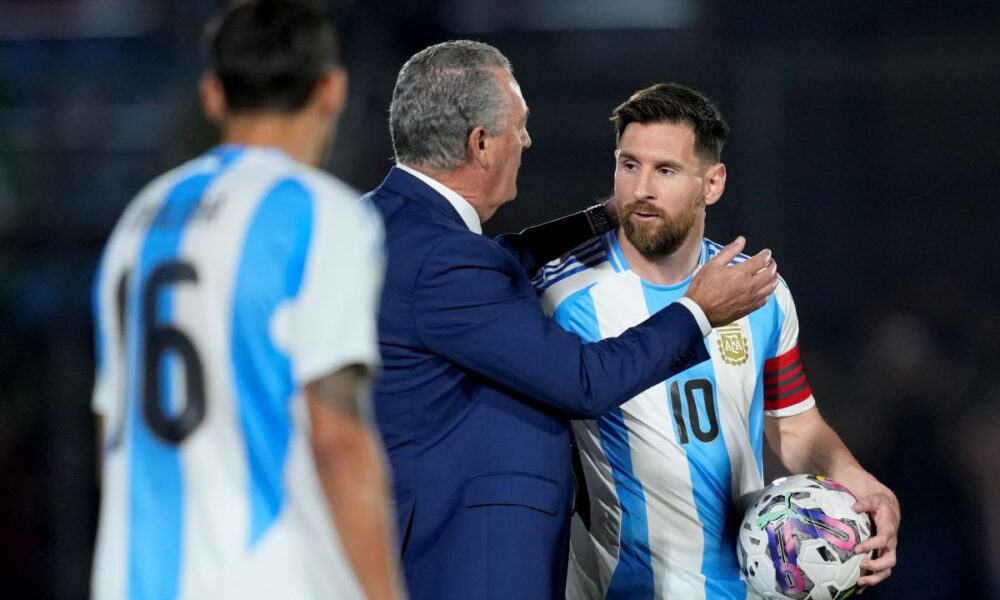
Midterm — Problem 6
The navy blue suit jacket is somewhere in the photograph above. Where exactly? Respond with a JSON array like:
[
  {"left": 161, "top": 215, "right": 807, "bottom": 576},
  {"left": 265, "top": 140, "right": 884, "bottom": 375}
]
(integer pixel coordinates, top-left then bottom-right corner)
[{"left": 367, "top": 167, "right": 709, "bottom": 600}]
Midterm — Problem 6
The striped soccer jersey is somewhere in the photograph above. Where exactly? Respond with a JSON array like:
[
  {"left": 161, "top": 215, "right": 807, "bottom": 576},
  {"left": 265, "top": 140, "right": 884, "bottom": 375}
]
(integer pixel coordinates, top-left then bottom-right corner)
[
  {"left": 535, "top": 231, "right": 815, "bottom": 600},
  {"left": 90, "top": 145, "right": 383, "bottom": 600}
]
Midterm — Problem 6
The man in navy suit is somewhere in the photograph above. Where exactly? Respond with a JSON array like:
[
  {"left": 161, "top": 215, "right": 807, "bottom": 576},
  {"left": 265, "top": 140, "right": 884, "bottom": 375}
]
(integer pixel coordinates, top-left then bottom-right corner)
[{"left": 366, "top": 40, "right": 779, "bottom": 600}]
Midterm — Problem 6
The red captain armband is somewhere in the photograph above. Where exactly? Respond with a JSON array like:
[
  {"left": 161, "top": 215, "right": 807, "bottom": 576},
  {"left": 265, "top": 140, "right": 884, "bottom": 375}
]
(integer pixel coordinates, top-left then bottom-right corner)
[{"left": 763, "top": 346, "right": 813, "bottom": 411}]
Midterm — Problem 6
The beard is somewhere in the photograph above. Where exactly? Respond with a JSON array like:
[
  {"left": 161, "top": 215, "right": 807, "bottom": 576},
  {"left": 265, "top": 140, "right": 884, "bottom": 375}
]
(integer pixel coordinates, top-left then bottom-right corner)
[{"left": 621, "top": 199, "right": 699, "bottom": 260}]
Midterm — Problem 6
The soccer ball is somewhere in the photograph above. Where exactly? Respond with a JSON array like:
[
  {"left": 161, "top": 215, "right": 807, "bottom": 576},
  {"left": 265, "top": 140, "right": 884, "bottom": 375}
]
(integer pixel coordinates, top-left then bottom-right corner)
[{"left": 737, "top": 474, "right": 872, "bottom": 600}]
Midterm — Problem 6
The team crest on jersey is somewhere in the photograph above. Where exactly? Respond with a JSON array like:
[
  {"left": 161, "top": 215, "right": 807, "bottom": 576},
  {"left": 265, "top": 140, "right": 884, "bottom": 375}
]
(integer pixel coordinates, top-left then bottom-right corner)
[{"left": 717, "top": 322, "right": 749, "bottom": 366}]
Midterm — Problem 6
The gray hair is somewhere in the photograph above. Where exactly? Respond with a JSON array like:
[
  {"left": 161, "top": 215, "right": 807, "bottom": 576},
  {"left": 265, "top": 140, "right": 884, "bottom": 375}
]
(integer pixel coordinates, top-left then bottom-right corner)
[{"left": 389, "top": 40, "right": 512, "bottom": 172}]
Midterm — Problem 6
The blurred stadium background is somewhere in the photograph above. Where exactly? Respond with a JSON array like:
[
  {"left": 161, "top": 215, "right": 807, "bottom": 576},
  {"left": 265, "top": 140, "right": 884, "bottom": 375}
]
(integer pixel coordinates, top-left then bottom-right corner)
[{"left": 1, "top": 0, "right": 998, "bottom": 598}]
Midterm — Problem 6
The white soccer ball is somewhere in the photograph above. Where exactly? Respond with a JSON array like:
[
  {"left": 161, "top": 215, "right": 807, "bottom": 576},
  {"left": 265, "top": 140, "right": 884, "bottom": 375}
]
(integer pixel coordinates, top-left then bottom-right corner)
[{"left": 737, "top": 474, "right": 873, "bottom": 600}]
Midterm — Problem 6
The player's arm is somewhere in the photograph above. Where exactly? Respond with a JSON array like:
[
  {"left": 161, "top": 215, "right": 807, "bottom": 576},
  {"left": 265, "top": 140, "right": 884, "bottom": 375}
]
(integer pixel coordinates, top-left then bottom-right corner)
[
  {"left": 765, "top": 407, "right": 900, "bottom": 587},
  {"left": 494, "top": 201, "right": 616, "bottom": 276},
  {"left": 306, "top": 364, "right": 400, "bottom": 600}
]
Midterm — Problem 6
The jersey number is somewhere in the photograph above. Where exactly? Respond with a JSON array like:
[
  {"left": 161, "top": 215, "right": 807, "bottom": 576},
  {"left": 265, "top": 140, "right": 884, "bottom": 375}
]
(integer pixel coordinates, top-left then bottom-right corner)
[
  {"left": 119, "top": 261, "right": 206, "bottom": 445},
  {"left": 669, "top": 378, "right": 720, "bottom": 444}
]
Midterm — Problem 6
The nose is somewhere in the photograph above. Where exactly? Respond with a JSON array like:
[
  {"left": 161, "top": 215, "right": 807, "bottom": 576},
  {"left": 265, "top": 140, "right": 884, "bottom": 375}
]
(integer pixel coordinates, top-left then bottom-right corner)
[
  {"left": 520, "top": 127, "right": 532, "bottom": 149},
  {"left": 633, "top": 168, "right": 653, "bottom": 200}
]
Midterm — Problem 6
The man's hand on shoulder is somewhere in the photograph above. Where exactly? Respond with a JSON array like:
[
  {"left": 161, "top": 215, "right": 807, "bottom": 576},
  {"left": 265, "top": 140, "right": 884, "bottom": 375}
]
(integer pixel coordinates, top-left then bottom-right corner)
[{"left": 685, "top": 236, "right": 779, "bottom": 327}]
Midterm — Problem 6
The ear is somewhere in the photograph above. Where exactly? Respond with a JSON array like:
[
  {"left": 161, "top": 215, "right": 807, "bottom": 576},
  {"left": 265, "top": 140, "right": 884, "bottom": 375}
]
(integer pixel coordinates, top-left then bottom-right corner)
[
  {"left": 703, "top": 162, "right": 727, "bottom": 206},
  {"left": 467, "top": 125, "right": 489, "bottom": 169},
  {"left": 316, "top": 66, "right": 348, "bottom": 118},
  {"left": 199, "top": 74, "right": 227, "bottom": 124}
]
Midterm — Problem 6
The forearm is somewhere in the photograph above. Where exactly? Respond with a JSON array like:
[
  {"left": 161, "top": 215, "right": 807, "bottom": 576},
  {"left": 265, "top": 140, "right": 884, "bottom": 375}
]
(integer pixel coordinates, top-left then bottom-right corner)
[
  {"left": 768, "top": 409, "right": 900, "bottom": 585},
  {"left": 311, "top": 417, "right": 399, "bottom": 600},
  {"left": 767, "top": 408, "right": 890, "bottom": 498}
]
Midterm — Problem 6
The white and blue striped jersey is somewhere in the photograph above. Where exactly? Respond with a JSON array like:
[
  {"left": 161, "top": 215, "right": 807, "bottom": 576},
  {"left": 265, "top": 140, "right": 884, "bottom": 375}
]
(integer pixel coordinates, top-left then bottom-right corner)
[
  {"left": 90, "top": 145, "right": 384, "bottom": 600},
  {"left": 536, "top": 231, "right": 815, "bottom": 600}
]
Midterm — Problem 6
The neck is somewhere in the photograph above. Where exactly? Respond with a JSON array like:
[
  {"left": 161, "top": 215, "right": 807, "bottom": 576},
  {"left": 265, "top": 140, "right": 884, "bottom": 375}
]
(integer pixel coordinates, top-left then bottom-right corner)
[
  {"left": 222, "top": 111, "right": 328, "bottom": 166},
  {"left": 617, "top": 222, "right": 705, "bottom": 286},
  {"left": 403, "top": 163, "right": 495, "bottom": 223}
]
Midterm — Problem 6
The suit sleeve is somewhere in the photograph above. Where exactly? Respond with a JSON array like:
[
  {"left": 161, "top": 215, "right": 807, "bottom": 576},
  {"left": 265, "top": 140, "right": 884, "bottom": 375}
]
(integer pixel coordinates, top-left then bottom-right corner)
[
  {"left": 413, "top": 235, "right": 708, "bottom": 418},
  {"left": 494, "top": 209, "right": 597, "bottom": 276}
]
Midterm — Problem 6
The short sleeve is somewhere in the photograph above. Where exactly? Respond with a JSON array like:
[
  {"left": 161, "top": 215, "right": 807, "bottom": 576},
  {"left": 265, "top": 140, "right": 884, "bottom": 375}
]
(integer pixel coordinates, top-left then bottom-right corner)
[
  {"left": 288, "top": 185, "right": 385, "bottom": 387},
  {"left": 763, "top": 282, "right": 816, "bottom": 417},
  {"left": 91, "top": 247, "right": 118, "bottom": 417}
]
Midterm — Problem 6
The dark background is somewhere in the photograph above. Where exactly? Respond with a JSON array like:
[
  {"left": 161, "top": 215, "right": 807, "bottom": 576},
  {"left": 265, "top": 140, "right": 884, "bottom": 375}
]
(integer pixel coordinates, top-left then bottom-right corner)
[{"left": 1, "top": 0, "right": 998, "bottom": 598}]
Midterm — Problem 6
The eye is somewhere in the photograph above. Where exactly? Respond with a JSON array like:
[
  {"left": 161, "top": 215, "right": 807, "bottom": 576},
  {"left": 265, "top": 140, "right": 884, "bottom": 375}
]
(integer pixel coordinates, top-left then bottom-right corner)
[
  {"left": 622, "top": 161, "right": 638, "bottom": 171},
  {"left": 658, "top": 167, "right": 676, "bottom": 176}
]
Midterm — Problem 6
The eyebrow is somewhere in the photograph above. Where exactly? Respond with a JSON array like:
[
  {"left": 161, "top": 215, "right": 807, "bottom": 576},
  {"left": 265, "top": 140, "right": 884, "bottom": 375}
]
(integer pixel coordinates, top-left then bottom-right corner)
[{"left": 617, "top": 151, "right": 683, "bottom": 170}]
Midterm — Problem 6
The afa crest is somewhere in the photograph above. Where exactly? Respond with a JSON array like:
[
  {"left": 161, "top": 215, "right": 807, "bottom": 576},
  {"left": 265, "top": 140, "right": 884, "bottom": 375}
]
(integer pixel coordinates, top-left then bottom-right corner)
[{"left": 717, "top": 323, "right": 749, "bottom": 366}]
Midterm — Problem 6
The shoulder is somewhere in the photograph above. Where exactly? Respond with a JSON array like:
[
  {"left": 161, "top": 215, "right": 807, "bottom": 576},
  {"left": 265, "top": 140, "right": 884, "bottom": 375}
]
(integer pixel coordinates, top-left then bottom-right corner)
[
  {"left": 264, "top": 161, "right": 383, "bottom": 244},
  {"left": 702, "top": 235, "right": 793, "bottom": 304},
  {"left": 534, "top": 233, "right": 617, "bottom": 313},
  {"left": 424, "top": 228, "right": 516, "bottom": 271},
  {"left": 110, "top": 157, "right": 212, "bottom": 237}
]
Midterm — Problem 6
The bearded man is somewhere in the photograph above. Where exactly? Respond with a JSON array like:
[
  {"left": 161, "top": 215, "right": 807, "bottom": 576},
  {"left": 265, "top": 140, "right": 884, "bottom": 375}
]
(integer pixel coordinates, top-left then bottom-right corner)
[{"left": 536, "top": 82, "right": 900, "bottom": 600}]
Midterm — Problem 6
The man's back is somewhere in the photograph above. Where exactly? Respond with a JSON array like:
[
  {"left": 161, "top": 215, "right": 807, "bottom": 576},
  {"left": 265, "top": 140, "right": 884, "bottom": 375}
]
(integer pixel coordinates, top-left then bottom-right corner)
[
  {"left": 91, "top": 145, "right": 382, "bottom": 600},
  {"left": 369, "top": 167, "right": 578, "bottom": 600}
]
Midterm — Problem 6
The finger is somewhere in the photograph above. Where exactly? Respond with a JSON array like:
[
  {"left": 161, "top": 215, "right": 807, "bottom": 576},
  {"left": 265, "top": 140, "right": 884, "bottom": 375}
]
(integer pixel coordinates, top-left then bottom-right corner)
[
  {"left": 853, "top": 497, "right": 882, "bottom": 513},
  {"left": 708, "top": 236, "right": 746, "bottom": 266},
  {"left": 749, "top": 262, "right": 779, "bottom": 300},
  {"left": 734, "top": 247, "right": 771, "bottom": 273},
  {"left": 857, "top": 567, "right": 892, "bottom": 586},
  {"left": 854, "top": 534, "right": 888, "bottom": 554},
  {"left": 758, "top": 257, "right": 778, "bottom": 276},
  {"left": 862, "top": 553, "right": 897, "bottom": 572}
]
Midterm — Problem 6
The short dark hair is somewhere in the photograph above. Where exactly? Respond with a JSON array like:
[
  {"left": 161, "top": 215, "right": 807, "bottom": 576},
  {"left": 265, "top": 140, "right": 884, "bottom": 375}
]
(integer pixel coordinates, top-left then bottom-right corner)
[
  {"left": 610, "top": 82, "right": 729, "bottom": 163},
  {"left": 202, "top": 0, "right": 338, "bottom": 113}
]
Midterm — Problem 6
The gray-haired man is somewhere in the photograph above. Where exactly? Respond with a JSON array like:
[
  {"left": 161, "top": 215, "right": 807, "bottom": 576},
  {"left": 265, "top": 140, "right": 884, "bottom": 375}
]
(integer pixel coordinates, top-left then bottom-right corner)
[{"left": 365, "top": 40, "right": 778, "bottom": 600}]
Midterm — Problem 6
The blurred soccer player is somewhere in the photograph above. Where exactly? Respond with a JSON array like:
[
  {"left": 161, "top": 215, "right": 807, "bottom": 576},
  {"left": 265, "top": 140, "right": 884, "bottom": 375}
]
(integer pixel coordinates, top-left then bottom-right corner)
[
  {"left": 536, "top": 83, "right": 900, "bottom": 599},
  {"left": 89, "top": 1, "right": 398, "bottom": 598}
]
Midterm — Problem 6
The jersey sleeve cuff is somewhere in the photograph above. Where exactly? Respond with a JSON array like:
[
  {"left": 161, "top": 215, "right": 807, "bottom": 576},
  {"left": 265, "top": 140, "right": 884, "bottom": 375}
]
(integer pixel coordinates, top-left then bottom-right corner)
[
  {"left": 294, "top": 345, "right": 381, "bottom": 388},
  {"left": 674, "top": 296, "right": 712, "bottom": 338},
  {"left": 764, "top": 394, "right": 816, "bottom": 418}
]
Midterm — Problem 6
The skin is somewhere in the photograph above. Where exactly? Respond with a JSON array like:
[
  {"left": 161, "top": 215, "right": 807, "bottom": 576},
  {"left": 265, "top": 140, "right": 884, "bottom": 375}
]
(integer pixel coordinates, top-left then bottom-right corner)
[
  {"left": 614, "top": 119, "right": 900, "bottom": 589},
  {"left": 613, "top": 121, "right": 726, "bottom": 286}
]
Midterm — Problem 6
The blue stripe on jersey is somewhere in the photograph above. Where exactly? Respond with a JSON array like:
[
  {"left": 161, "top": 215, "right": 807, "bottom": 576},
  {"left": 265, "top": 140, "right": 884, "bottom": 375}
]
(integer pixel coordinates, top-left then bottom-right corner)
[
  {"left": 532, "top": 239, "right": 605, "bottom": 288},
  {"left": 605, "top": 232, "right": 628, "bottom": 273},
  {"left": 128, "top": 148, "right": 243, "bottom": 600},
  {"left": 537, "top": 257, "right": 608, "bottom": 291},
  {"left": 230, "top": 178, "right": 314, "bottom": 546},
  {"left": 600, "top": 407, "right": 655, "bottom": 599},
  {"left": 641, "top": 285, "right": 744, "bottom": 599},
  {"left": 537, "top": 239, "right": 602, "bottom": 275}
]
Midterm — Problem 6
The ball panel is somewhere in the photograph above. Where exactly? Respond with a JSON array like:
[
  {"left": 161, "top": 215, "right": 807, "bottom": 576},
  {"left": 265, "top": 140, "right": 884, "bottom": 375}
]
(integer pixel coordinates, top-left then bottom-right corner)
[{"left": 736, "top": 475, "right": 872, "bottom": 600}]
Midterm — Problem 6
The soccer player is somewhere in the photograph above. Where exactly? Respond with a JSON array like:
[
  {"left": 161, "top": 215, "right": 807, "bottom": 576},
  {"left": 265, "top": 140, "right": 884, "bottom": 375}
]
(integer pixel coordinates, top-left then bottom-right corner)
[
  {"left": 536, "top": 83, "right": 900, "bottom": 599},
  {"left": 89, "top": 1, "right": 398, "bottom": 599}
]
